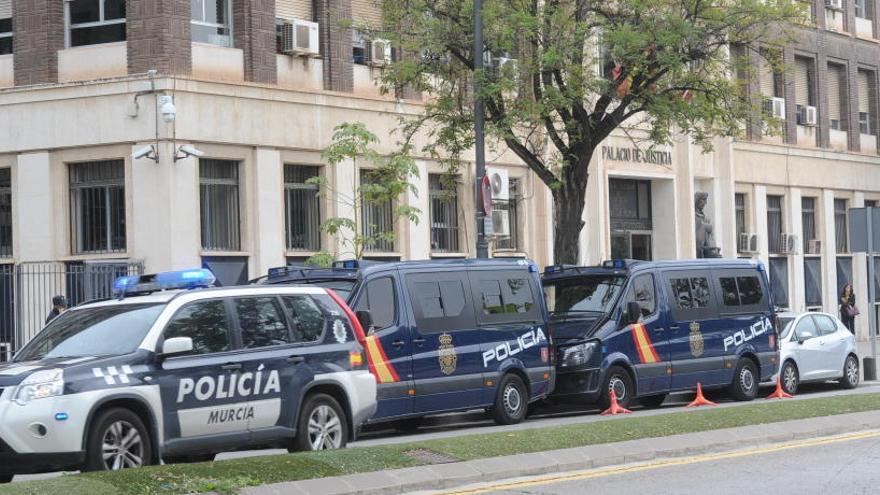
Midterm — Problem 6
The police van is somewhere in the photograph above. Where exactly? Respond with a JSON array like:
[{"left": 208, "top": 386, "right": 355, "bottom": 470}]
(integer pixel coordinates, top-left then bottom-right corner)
[
  {"left": 0, "top": 269, "right": 376, "bottom": 480},
  {"left": 257, "top": 259, "right": 554, "bottom": 428},
  {"left": 543, "top": 259, "right": 778, "bottom": 409}
]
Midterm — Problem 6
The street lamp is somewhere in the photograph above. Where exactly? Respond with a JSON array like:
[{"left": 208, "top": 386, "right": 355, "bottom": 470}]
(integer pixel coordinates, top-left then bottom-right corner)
[{"left": 474, "top": 0, "right": 489, "bottom": 259}]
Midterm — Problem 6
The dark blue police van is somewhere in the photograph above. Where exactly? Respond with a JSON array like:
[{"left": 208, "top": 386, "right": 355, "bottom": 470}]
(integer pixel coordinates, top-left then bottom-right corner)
[
  {"left": 257, "top": 259, "right": 554, "bottom": 427},
  {"left": 543, "top": 259, "right": 779, "bottom": 409}
]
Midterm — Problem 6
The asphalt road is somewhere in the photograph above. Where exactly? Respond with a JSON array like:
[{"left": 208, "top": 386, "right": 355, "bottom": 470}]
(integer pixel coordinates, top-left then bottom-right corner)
[
  {"left": 12, "top": 380, "right": 880, "bottom": 483},
  {"left": 429, "top": 430, "right": 880, "bottom": 495}
]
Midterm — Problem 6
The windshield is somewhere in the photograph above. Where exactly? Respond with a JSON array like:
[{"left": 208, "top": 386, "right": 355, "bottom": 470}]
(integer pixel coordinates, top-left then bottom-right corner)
[
  {"left": 15, "top": 303, "right": 165, "bottom": 362},
  {"left": 544, "top": 275, "right": 626, "bottom": 317},
  {"left": 778, "top": 316, "right": 795, "bottom": 340}
]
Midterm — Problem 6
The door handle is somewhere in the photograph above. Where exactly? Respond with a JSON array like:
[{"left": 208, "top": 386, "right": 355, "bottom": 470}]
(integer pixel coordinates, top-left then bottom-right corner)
[
  {"left": 412, "top": 337, "right": 426, "bottom": 346},
  {"left": 221, "top": 362, "right": 242, "bottom": 371},
  {"left": 391, "top": 339, "right": 406, "bottom": 348},
  {"left": 655, "top": 327, "right": 664, "bottom": 333},
  {"left": 287, "top": 355, "right": 305, "bottom": 365},
  {"left": 669, "top": 326, "right": 680, "bottom": 332}
]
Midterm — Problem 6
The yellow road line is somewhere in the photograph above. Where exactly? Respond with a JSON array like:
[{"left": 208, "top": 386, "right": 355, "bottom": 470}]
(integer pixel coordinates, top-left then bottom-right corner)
[{"left": 440, "top": 430, "right": 880, "bottom": 495}]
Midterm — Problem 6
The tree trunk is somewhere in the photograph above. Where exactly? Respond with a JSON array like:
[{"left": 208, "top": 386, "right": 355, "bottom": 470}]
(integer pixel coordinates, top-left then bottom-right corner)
[{"left": 552, "top": 177, "right": 587, "bottom": 265}]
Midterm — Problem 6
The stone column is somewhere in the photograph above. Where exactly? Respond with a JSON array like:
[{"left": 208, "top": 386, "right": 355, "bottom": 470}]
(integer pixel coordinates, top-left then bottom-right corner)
[
  {"left": 404, "top": 160, "right": 430, "bottom": 260},
  {"left": 821, "top": 189, "right": 840, "bottom": 314},
  {"left": 127, "top": 0, "right": 193, "bottom": 76},
  {"left": 252, "top": 148, "right": 285, "bottom": 274},
  {"left": 14, "top": 152, "right": 54, "bottom": 261},
  {"left": 787, "top": 187, "right": 805, "bottom": 312},
  {"left": 13, "top": 0, "right": 64, "bottom": 85}
]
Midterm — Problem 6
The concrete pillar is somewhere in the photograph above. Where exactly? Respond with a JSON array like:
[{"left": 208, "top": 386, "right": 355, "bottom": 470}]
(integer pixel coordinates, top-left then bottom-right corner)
[
  {"left": 13, "top": 0, "right": 64, "bottom": 85},
  {"left": 316, "top": 0, "right": 353, "bottom": 92},
  {"left": 232, "top": 0, "right": 277, "bottom": 84},
  {"left": 676, "top": 137, "right": 696, "bottom": 259},
  {"left": 252, "top": 148, "right": 285, "bottom": 275},
  {"left": 405, "top": 161, "right": 430, "bottom": 260},
  {"left": 14, "top": 152, "right": 53, "bottom": 261},
  {"left": 753, "top": 185, "right": 770, "bottom": 271},
  {"left": 585, "top": 157, "right": 606, "bottom": 265},
  {"left": 821, "top": 189, "right": 839, "bottom": 313},
  {"left": 853, "top": 193, "right": 869, "bottom": 339},
  {"left": 652, "top": 178, "right": 678, "bottom": 260},
  {"left": 788, "top": 187, "right": 805, "bottom": 312},
  {"left": 332, "top": 158, "right": 356, "bottom": 259},
  {"left": 715, "top": 138, "right": 736, "bottom": 257}
]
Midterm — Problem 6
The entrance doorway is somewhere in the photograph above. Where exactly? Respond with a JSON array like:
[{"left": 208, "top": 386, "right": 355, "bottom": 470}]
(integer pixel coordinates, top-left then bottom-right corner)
[
  {"left": 610, "top": 231, "right": 653, "bottom": 260},
  {"left": 608, "top": 178, "right": 653, "bottom": 261}
]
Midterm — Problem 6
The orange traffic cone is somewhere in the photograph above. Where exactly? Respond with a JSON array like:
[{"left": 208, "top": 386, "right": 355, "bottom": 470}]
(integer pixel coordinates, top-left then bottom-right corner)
[
  {"left": 687, "top": 382, "right": 717, "bottom": 407},
  {"left": 765, "top": 376, "right": 794, "bottom": 399},
  {"left": 600, "top": 389, "right": 632, "bottom": 416}
]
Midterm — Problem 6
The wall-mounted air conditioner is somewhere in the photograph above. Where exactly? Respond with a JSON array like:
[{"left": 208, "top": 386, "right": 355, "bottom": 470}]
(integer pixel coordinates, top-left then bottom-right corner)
[{"left": 281, "top": 19, "right": 320, "bottom": 56}]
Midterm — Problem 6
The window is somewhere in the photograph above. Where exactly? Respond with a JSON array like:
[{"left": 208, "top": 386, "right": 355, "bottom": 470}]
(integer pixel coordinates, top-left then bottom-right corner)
[
  {"left": 352, "top": 30, "right": 368, "bottom": 65},
  {"left": 857, "top": 70, "right": 873, "bottom": 135},
  {"left": 828, "top": 64, "right": 847, "bottom": 131},
  {"left": 769, "top": 257, "right": 789, "bottom": 308},
  {"left": 200, "top": 159, "right": 240, "bottom": 251},
  {"left": 0, "top": 169, "right": 10, "bottom": 258},
  {"left": 813, "top": 315, "right": 838, "bottom": 336},
  {"left": 407, "top": 273, "right": 475, "bottom": 333},
  {"left": 719, "top": 276, "right": 764, "bottom": 307},
  {"left": 0, "top": 17, "right": 11, "bottom": 55},
  {"left": 767, "top": 195, "right": 783, "bottom": 254},
  {"left": 669, "top": 277, "right": 711, "bottom": 310},
  {"left": 867, "top": 199, "right": 878, "bottom": 208},
  {"left": 191, "top": 0, "right": 231, "bottom": 47},
  {"left": 837, "top": 256, "right": 853, "bottom": 296},
  {"left": 164, "top": 299, "right": 232, "bottom": 355},
  {"left": 625, "top": 274, "right": 656, "bottom": 317},
  {"left": 495, "top": 178, "right": 520, "bottom": 250},
  {"left": 472, "top": 271, "right": 540, "bottom": 324},
  {"left": 802, "top": 197, "right": 816, "bottom": 252},
  {"left": 69, "top": 160, "right": 126, "bottom": 254},
  {"left": 804, "top": 257, "right": 822, "bottom": 307},
  {"left": 281, "top": 295, "right": 326, "bottom": 342},
  {"left": 794, "top": 316, "right": 817, "bottom": 341},
  {"left": 735, "top": 193, "right": 747, "bottom": 240},
  {"left": 354, "top": 277, "right": 396, "bottom": 329},
  {"left": 236, "top": 297, "right": 291, "bottom": 349},
  {"left": 66, "top": 0, "right": 126, "bottom": 47},
  {"left": 794, "top": 57, "right": 816, "bottom": 126},
  {"left": 855, "top": 0, "right": 868, "bottom": 18},
  {"left": 284, "top": 165, "right": 321, "bottom": 251},
  {"left": 360, "top": 169, "right": 395, "bottom": 253},
  {"left": 429, "top": 175, "right": 460, "bottom": 253},
  {"left": 834, "top": 199, "right": 848, "bottom": 253}
]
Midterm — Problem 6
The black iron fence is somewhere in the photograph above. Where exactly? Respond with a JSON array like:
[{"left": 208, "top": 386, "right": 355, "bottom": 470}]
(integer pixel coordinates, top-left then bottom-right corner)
[{"left": 0, "top": 260, "right": 144, "bottom": 360}]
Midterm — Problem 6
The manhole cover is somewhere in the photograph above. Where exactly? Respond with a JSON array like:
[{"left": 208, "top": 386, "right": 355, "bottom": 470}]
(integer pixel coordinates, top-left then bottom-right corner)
[{"left": 404, "top": 449, "right": 458, "bottom": 464}]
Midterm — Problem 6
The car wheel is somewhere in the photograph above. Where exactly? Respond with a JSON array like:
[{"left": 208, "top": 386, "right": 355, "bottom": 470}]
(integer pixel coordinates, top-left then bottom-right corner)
[
  {"left": 292, "top": 393, "right": 348, "bottom": 452},
  {"left": 492, "top": 374, "right": 528, "bottom": 425},
  {"left": 781, "top": 361, "right": 799, "bottom": 395},
  {"left": 163, "top": 453, "right": 216, "bottom": 464},
  {"left": 0, "top": 474, "right": 12, "bottom": 483},
  {"left": 598, "top": 366, "right": 634, "bottom": 411},
  {"left": 391, "top": 417, "right": 424, "bottom": 432},
  {"left": 839, "top": 355, "right": 860, "bottom": 389},
  {"left": 639, "top": 393, "right": 667, "bottom": 409},
  {"left": 729, "top": 358, "right": 759, "bottom": 401},
  {"left": 84, "top": 408, "right": 153, "bottom": 472}
]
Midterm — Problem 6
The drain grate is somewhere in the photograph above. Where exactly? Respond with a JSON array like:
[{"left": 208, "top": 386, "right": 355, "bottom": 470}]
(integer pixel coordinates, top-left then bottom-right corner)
[{"left": 404, "top": 449, "right": 458, "bottom": 464}]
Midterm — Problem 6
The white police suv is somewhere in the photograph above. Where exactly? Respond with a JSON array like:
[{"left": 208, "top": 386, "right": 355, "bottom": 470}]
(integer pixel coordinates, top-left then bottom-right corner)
[{"left": 0, "top": 269, "right": 377, "bottom": 481}]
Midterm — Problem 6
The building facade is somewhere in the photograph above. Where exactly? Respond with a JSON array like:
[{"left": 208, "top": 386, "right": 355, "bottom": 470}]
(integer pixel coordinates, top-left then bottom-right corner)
[{"left": 0, "top": 0, "right": 879, "bottom": 350}]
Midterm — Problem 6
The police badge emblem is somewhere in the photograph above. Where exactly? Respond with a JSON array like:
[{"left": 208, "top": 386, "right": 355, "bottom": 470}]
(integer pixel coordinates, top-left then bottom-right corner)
[
  {"left": 689, "top": 321, "right": 704, "bottom": 358},
  {"left": 333, "top": 319, "right": 347, "bottom": 344},
  {"left": 438, "top": 333, "right": 458, "bottom": 375}
]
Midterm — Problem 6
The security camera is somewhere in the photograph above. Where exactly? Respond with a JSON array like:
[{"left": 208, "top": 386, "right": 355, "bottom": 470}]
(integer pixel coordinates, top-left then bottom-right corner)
[
  {"left": 132, "top": 145, "right": 157, "bottom": 161},
  {"left": 174, "top": 144, "right": 206, "bottom": 162},
  {"left": 157, "top": 95, "right": 176, "bottom": 123}
]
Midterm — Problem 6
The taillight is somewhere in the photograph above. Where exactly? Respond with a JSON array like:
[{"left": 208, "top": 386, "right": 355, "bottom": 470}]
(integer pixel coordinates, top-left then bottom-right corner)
[{"left": 349, "top": 351, "right": 364, "bottom": 369}]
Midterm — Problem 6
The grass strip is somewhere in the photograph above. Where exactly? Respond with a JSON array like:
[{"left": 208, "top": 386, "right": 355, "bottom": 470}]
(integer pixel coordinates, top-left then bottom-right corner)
[{"left": 4, "top": 392, "right": 880, "bottom": 495}]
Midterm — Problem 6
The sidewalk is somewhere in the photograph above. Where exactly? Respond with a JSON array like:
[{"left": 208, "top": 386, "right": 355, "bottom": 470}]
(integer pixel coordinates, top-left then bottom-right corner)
[{"left": 241, "top": 410, "right": 880, "bottom": 495}]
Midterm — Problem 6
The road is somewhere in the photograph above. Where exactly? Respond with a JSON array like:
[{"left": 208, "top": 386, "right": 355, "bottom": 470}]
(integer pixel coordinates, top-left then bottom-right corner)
[
  {"left": 12, "top": 380, "right": 880, "bottom": 483},
  {"left": 423, "top": 430, "right": 880, "bottom": 495}
]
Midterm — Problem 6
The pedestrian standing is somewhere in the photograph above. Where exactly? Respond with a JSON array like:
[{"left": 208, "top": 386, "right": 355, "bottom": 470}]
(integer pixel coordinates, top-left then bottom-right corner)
[
  {"left": 46, "top": 295, "right": 68, "bottom": 324},
  {"left": 840, "top": 284, "right": 858, "bottom": 334}
]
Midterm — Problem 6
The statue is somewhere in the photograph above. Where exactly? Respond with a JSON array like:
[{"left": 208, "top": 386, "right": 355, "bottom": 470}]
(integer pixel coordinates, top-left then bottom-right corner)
[{"left": 695, "top": 192, "right": 721, "bottom": 258}]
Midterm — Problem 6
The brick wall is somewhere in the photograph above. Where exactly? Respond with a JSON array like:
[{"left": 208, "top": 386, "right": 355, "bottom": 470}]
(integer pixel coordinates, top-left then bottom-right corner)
[
  {"left": 13, "top": 0, "right": 64, "bottom": 85},
  {"left": 233, "top": 0, "right": 277, "bottom": 84},
  {"left": 127, "top": 0, "right": 192, "bottom": 76},
  {"left": 316, "top": 0, "right": 353, "bottom": 92}
]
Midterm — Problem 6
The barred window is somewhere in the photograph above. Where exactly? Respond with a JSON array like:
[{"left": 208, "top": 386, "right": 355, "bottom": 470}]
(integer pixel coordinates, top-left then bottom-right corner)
[
  {"left": 360, "top": 169, "right": 395, "bottom": 253},
  {"left": 0, "top": 169, "right": 10, "bottom": 258},
  {"left": 735, "top": 193, "right": 746, "bottom": 239},
  {"left": 834, "top": 198, "right": 848, "bottom": 253},
  {"left": 495, "top": 178, "right": 520, "bottom": 250},
  {"left": 801, "top": 197, "right": 816, "bottom": 252},
  {"left": 66, "top": 0, "right": 126, "bottom": 47},
  {"left": 200, "top": 159, "right": 240, "bottom": 251},
  {"left": 766, "top": 195, "right": 783, "bottom": 254},
  {"left": 429, "top": 175, "right": 460, "bottom": 253},
  {"left": 0, "top": 18, "right": 11, "bottom": 55},
  {"left": 284, "top": 165, "right": 321, "bottom": 251},
  {"left": 69, "top": 160, "right": 126, "bottom": 255}
]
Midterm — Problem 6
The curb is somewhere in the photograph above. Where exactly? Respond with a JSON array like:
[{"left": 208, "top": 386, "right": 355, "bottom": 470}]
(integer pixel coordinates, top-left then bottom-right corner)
[{"left": 238, "top": 410, "right": 880, "bottom": 495}]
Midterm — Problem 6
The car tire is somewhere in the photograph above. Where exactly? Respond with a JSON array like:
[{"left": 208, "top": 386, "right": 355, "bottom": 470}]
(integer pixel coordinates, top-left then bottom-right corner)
[
  {"left": 638, "top": 393, "right": 667, "bottom": 409},
  {"left": 391, "top": 417, "right": 424, "bottom": 432},
  {"left": 0, "top": 474, "right": 12, "bottom": 483},
  {"left": 781, "top": 361, "right": 799, "bottom": 395},
  {"left": 492, "top": 374, "right": 528, "bottom": 425},
  {"left": 163, "top": 453, "right": 216, "bottom": 464},
  {"left": 839, "top": 355, "right": 860, "bottom": 389},
  {"left": 84, "top": 408, "right": 153, "bottom": 472},
  {"left": 598, "top": 366, "right": 634, "bottom": 411},
  {"left": 729, "top": 358, "right": 759, "bottom": 401},
  {"left": 292, "top": 393, "right": 348, "bottom": 452}
]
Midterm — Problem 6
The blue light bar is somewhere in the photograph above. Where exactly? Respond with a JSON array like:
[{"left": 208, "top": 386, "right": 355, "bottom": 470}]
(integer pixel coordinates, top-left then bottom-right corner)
[
  {"left": 113, "top": 269, "right": 216, "bottom": 296},
  {"left": 333, "top": 260, "right": 360, "bottom": 269},
  {"left": 267, "top": 266, "right": 289, "bottom": 279},
  {"left": 545, "top": 265, "right": 565, "bottom": 274},
  {"left": 602, "top": 259, "right": 628, "bottom": 269}
]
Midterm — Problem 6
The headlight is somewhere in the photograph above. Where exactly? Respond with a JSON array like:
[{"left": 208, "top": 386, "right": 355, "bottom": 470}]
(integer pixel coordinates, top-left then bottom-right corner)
[
  {"left": 14, "top": 369, "right": 64, "bottom": 405},
  {"left": 561, "top": 342, "right": 598, "bottom": 367}
]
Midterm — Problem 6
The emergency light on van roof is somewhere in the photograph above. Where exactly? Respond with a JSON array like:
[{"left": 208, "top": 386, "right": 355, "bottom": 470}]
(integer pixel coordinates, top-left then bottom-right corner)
[{"left": 113, "top": 269, "right": 216, "bottom": 296}]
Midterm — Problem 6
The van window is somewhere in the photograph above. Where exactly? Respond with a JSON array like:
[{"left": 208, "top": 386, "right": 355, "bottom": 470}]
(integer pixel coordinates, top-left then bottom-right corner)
[
  {"left": 406, "top": 272, "right": 475, "bottom": 333},
  {"left": 470, "top": 270, "right": 541, "bottom": 325},
  {"left": 355, "top": 277, "right": 396, "bottom": 329},
  {"left": 719, "top": 276, "right": 763, "bottom": 306},
  {"left": 625, "top": 274, "right": 656, "bottom": 317},
  {"left": 544, "top": 275, "right": 626, "bottom": 317},
  {"left": 669, "top": 277, "right": 711, "bottom": 309}
]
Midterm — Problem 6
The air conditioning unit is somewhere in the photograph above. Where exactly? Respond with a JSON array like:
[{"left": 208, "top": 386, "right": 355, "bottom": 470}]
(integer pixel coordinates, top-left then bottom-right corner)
[
  {"left": 807, "top": 239, "right": 822, "bottom": 255},
  {"left": 780, "top": 233, "right": 798, "bottom": 254},
  {"left": 797, "top": 105, "right": 818, "bottom": 126},
  {"left": 281, "top": 19, "right": 319, "bottom": 56},
  {"left": 738, "top": 233, "right": 759, "bottom": 254},
  {"left": 763, "top": 97, "right": 786, "bottom": 120},
  {"left": 370, "top": 39, "right": 392, "bottom": 67},
  {"left": 491, "top": 209, "right": 511, "bottom": 237},
  {"left": 826, "top": 0, "right": 843, "bottom": 10},
  {"left": 487, "top": 168, "right": 510, "bottom": 201}
]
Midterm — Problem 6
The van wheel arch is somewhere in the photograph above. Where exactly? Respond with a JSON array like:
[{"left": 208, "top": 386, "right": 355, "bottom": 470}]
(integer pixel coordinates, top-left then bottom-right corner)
[
  {"left": 502, "top": 367, "right": 531, "bottom": 398},
  {"left": 83, "top": 396, "right": 161, "bottom": 466},
  {"left": 301, "top": 383, "right": 354, "bottom": 441},
  {"left": 740, "top": 352, "right": 761, "bottom": 378},
  {"left": 606, "top": 360, "right": 638, "bottom": 397}
]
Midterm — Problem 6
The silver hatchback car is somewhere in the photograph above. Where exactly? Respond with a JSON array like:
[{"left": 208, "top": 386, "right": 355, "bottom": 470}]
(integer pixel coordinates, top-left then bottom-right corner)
[{"left": 776, "top": 311, "right": 859, "bottom": 395}]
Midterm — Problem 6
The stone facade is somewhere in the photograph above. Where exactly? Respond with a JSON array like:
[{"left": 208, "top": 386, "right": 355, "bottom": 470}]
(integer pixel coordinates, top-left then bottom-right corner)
[
  {"left": 127, "top": 0, "right": 193, "bottom": 76},
  {"left": 12, "top": 0, "right": 64, "bottom": 85}
]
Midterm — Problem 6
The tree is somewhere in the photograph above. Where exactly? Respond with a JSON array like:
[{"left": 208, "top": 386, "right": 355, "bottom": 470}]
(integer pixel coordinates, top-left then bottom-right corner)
[
  {"left": 374, "top": 0, "right": 805, "bottom": 263},
  {"left": 308, "top": 123, "right": 420, "bottom": 264}
]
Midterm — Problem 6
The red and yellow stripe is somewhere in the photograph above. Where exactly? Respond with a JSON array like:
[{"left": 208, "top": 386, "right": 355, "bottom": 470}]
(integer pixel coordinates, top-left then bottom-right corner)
[
  {"left": 630, "top": 323, "right": 661, "bottom": 364},
  {"left": 363, "top": 334, "right": 401, "bottom": 384}
]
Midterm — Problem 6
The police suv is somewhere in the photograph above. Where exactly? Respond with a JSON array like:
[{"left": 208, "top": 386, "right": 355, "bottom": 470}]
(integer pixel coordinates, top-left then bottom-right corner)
[
  {"left": 544, "top": 259, "right": 779, "bottom": 409},
  {"left": 257, "top": 259, "right": 554, "bottom": 429},
  {"left": 0, "top": 269, "right": 376, "bottom": 481}
]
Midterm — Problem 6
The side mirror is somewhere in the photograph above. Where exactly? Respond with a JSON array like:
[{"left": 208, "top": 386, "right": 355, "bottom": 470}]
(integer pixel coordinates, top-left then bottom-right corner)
[
  {"left": 161, "top": 337, "right": 194, "bottom": 357},
  {"left": 624, "top": 301, "right": 642, "bottom": 325},
  {"left": 356, "top": 310, "right": 375, "bottom": 334},
  {"left": 797, "top": 338, "right": 805, "bottom": 345}
]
